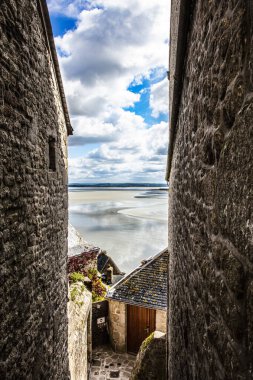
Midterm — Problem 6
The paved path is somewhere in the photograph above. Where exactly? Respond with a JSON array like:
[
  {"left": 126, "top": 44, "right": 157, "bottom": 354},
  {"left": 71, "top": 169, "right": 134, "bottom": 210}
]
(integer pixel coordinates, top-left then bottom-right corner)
[{"left": 90, "top": 346, "right": 136, "bottom": 380}]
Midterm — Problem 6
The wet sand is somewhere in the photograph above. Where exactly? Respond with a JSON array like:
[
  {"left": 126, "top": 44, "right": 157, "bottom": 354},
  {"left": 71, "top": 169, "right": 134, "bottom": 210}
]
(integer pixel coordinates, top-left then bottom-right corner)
[{"left": 69, "top": 188, "right": 168, "bottom": 273}]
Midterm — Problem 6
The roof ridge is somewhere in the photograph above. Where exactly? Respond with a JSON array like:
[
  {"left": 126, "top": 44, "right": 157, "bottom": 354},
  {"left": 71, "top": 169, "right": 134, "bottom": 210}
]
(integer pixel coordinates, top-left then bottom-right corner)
[{"left": 107, "top": 247, "right": 168, "bottom": 295}]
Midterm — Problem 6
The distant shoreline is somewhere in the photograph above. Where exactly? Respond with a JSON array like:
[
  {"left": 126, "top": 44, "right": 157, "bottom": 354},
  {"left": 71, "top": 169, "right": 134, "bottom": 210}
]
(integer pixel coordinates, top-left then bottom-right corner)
[{"left": 69, "top": 183, "right": 168, "bottom": 188}]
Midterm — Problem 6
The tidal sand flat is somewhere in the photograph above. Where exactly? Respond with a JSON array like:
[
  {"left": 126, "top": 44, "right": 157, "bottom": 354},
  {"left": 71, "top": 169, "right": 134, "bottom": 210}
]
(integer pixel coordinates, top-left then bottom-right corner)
[{"left": 69, "top": 187, "right": 168, "bottom": 274}]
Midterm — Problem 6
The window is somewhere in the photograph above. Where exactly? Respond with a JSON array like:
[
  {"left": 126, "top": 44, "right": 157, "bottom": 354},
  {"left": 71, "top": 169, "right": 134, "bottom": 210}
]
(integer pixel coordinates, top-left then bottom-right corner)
[
  {"left": 0, "top": 80, "right": 4, "bottom": 106},
  {"left": 48, "top": 137, "right": 56, "bottom": 171}
]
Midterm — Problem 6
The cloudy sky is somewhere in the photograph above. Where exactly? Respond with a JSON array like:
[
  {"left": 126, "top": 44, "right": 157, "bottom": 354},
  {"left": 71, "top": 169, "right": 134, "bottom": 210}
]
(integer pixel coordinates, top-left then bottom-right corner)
[{"left": 47, "top": 0, "right": 170, "bottom": 183}]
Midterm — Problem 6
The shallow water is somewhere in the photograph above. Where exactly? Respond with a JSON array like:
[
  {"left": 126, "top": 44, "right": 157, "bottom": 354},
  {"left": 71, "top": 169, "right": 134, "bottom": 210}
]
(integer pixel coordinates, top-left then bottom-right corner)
[{"left": 69, "top": 187, "right": 168, "bottom": 274}]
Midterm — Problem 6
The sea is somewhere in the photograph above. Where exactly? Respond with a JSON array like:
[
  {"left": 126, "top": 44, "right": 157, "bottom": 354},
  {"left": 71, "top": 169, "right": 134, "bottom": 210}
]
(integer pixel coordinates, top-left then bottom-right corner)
[{"left": 69, "top": 184, "right": 168, "bottom": 274}]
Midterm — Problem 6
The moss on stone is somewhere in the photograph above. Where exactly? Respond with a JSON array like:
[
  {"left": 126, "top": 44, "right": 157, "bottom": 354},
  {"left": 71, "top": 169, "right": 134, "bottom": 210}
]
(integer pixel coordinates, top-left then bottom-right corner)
[
  {"left": 69, "top": 272, "right": 85, "bottom": 283},
  {"left": 141, "top": 332, "right": 154, "bottom": 351},
  {"left": 69, "top": 270, "right": 106, "bottom": 303},
  {"left": 70, "top": 286, "right": 79, "bottom": 302},
  {"left": 69, "top": 281, "right": 87, "bottom": 306},
  {"left": 130, "top": 333, "right": 166, "bottom": 380}
]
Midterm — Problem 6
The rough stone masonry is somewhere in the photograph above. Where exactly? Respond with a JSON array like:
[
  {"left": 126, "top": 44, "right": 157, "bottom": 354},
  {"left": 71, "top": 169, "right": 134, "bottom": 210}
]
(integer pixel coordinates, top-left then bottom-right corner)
[
  {"left": 168, "top": 1, "right": 253, "bottom": 379},
  {"left": 0, "top": 0, "right": 72, "bottom": 378}
]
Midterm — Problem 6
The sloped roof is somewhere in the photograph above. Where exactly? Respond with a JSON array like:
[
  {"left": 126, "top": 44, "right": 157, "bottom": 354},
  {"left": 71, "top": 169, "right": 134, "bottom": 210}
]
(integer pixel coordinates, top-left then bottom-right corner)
[
  {"left": 98, "top": 252, "right": 122, "bottom": 275},
  {"left": 106, "top": 248, "right": 169, "bottom": 310}
]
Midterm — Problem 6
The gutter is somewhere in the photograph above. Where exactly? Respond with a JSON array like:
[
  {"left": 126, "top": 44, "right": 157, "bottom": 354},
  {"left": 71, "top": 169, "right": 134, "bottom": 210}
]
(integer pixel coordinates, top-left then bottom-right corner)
[
  {"left": 165, "top": 0, "right": 195, "bottom": 180},
  {"left": 37, "top": 0, "right": 73, "bottom": 136}
]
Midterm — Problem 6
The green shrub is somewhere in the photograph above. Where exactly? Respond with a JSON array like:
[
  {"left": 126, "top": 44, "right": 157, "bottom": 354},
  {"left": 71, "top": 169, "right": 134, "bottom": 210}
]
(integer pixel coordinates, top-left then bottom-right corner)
[
  {"left": 69, "top": 269, "right": 107, "bottom": 303},
  {"left": 87, "top": 268, "right": 98, "bottom": 280},
  {"left": 91, "top": 277, "right": 106, "bottom": 302},
  {"left": 69, "top": 272, "right": 85, "bottom": 283},
  {"left": 69, "top": 273, "right": 86, "bottom": 304}
]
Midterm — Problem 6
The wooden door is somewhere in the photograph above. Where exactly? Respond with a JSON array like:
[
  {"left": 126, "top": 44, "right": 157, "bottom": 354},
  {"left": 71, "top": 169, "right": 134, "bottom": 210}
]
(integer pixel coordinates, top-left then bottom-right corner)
[{"left": 127, "top": 304, "right": 156, "bottom": 354}]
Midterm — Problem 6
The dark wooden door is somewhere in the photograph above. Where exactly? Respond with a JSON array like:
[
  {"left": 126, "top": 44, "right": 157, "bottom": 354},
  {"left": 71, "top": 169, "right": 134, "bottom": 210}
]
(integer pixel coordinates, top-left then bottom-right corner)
[{"left": 127, "top": 304, "right": 156, "bottom": 353}]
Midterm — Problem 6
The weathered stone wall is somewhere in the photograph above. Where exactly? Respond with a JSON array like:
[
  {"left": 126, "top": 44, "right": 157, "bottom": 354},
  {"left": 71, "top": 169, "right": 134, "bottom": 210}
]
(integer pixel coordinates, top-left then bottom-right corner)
[
  {"left": 108, "top": 300, "right": 127, "bottom": 352},
  {"left": 168, "top": 1, "right": 253, "bottom": 379},
  {"left": 68, "top": 283, "right": 92, "bottom": 380},
  {"left": 130, "top": 331, "right": 166, "bottom": 380},
  {"left": 155, "top": 310, "right": 166, "bottom": 333},
  {"left": 0, "top": 1, "right": 70, "bottom": 378}
]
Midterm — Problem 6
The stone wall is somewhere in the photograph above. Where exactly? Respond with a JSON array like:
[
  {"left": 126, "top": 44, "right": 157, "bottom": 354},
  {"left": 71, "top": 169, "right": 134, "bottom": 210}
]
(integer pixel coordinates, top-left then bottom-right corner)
[
  {"left": 0, "top": 0, "right": 70, "bottom": 378},
  {"left": 130, "top": 331, "right": 166, "bottom": 380},
  {"left": 168, "top": 1, "right": 253, "bottom": 379},
  {"left": 108, "top": 300, "right": 127, "bottom": 352},
  {"left": 108, "top": 302, "right": 166, "bottom": 352},
  {"left": 156, "top": 310, "right": 166, "bottom": 333},
  {"left": 68, "top": 283, "right": 92, "bottom": 380}
]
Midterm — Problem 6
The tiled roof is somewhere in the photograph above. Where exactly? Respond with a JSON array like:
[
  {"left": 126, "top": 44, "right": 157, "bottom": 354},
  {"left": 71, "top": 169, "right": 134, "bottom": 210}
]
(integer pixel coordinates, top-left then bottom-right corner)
[{"left": 106, "top": 248, "right": 168, "bottom": 310}]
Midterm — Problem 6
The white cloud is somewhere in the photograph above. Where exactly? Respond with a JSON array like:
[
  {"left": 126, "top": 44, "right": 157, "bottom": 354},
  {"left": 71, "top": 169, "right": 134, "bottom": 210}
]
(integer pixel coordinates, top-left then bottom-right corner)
[
  {"left": 150, "top": 77, "right": 168, "bottom": 118},
  {"left": 47, "top": 0, "right": 90, "bottom": 17},
  {"left": 49, "top": 0, "right": 170, "bottom": 182},
  {"left": 63, "top": 77, "right": 140, "bottom": 118},
  {"left": 68, "top": 109, "right": 145, "bottom": 145},
  {"left": 68, "top": 120, "right": 168, "bottom": 182},
  {"left": 55, "top": 1, "right": 169, "bottom": 116}
]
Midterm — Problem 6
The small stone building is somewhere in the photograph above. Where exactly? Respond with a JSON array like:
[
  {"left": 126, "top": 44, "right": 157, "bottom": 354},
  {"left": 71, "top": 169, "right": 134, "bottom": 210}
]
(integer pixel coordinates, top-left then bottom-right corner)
[
  {"left": 98, "top": 251, "right": 125, "bottom": 284},
  {"left": 106, "top": 249, "right": 168, "bottom": 353}
]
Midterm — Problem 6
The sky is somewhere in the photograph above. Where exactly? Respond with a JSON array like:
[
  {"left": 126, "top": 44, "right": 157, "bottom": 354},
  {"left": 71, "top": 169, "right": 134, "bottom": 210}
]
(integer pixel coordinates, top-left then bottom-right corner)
[{"left": 47, "top": 0, "right": 170, "bottom": 184}]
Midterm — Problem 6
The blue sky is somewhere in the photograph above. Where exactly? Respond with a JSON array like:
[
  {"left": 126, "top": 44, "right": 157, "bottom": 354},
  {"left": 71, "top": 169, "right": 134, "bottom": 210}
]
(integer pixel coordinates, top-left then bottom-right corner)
[{"left": 47, "top": 0, "right": 170, "bottom": 183}]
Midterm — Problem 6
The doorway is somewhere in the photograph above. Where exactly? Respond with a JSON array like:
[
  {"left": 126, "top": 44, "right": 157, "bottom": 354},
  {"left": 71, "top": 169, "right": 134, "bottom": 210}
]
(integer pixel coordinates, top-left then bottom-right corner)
[{"left": 127, "top": 304, "right": 156, "bottom": 354}]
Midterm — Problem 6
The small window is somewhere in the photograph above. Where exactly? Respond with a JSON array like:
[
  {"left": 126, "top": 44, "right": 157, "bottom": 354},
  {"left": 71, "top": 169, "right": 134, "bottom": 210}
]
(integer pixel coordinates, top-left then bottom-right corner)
[
  {"left": 48, "top": 137, "right": 56, "bottom": 171},
  {"left": 0, "top": 80, "right": 4, "bottom": 107}
]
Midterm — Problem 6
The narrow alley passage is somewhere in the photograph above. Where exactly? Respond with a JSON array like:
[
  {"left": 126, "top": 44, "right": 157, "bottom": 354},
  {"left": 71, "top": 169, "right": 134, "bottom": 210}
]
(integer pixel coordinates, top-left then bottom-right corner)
[{"left": 90, "top": 346, "right": 136, "bottom": 380}]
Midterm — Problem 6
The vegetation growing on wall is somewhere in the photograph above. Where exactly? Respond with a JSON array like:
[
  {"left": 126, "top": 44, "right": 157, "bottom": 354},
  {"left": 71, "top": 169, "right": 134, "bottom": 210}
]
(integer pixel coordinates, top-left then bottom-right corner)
[
  {"left": 69, "top": 272, "right": 85, "bottom": 283},
  {"left": 141, "top": 332, "right": 154, "bottom": 352},
  {"left": 68, "top": 249, "right": 99, "bottom": 275},
  {"left": 88, "top": 268, "right": 107, "bottom": 302},
  {"left": 69, "top": 269, "right": 107, "bottom": 303},
  {"left": 69, "top": 273, "right": 86, "bottom": 306}
]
